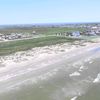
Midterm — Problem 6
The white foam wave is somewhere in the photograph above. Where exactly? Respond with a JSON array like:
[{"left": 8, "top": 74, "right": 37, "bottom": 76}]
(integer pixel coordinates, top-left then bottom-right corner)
[
  {"left": 93, "top": 73, "right": 100, "bottom": 83},
  {"left": 79, "top": 65, "right": 88, "bottom": 72},
  {"left": 71, "top": 96, "right": 77, "bottom": 100},
  {"left": 69, "top": 72, "right": 80, "bottom": 77}
]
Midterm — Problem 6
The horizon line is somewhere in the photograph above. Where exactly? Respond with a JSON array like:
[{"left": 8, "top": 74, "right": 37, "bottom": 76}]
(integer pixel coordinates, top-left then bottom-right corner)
[{"left": 0, "top": 22, "right": 100, "bottom": 26}]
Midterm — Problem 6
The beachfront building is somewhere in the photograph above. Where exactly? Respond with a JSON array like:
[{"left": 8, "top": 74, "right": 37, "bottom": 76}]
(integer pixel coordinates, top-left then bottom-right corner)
[{"left": 72, "top": 31, "right": 80, "bottom": 37}]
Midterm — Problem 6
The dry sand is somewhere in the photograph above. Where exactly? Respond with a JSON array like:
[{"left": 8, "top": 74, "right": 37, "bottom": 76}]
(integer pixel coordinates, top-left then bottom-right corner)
[{"left": 0, "top": 42, "right": 93, "bottom": 70}]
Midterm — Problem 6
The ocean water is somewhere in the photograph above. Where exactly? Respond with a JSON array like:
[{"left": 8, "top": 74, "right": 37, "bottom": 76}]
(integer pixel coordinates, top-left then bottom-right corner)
[{"left": 0, "top": 58, "right": 100, "bottom": 100}]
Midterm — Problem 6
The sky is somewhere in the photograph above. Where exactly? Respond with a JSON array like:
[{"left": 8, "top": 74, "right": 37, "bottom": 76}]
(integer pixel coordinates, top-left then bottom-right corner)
[{"left": 0, "top": 0, "right": 100, "bottom": 25}]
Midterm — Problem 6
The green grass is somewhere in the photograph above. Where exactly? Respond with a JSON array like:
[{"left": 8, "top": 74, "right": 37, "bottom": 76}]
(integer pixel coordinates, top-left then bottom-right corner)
[
  {"left": 80, "top": 35, "right": 100, "bottom": 42},
  {"left": 0, "top": 26, "right": 85, "bottom": 56},
  {"left": 0, "top": 27, "right": 85, "bottom": 35},
  {"left": 0, "top": 36, "right": 81, "bottom": 56},
  {"left": 32, "top": 27, "right": 85, "bottom": 35}
]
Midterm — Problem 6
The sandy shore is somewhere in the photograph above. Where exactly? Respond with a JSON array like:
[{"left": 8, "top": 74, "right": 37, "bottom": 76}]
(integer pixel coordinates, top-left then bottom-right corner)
[{"left": 0, "top": 41, "right": 94, "bottom": 69}]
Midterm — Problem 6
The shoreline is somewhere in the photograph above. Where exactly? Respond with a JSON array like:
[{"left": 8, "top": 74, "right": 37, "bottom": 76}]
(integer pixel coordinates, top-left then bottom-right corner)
[{"left": 0, "top": 41, "right": 96, "bottom": 70}]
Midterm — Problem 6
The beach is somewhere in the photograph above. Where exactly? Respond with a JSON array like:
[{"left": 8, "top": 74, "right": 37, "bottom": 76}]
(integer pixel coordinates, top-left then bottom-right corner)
[{"left": 0, "top": 41, "right": 100, "bottom": 100}]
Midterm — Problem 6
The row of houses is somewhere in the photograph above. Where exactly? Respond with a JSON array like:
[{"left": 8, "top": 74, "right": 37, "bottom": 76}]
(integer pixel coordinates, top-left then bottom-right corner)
[
  {"left": 56, "top": 31, "right": 81, "bottom": 37},
  {"left": 84, "top": 25, "right": 100, "bottom": 35},
  {"left": 56, "top": 29, "right": 100, "bottom": 37},
  {"left": 0, "top": 32, "right": 36, "bottom": 41}
]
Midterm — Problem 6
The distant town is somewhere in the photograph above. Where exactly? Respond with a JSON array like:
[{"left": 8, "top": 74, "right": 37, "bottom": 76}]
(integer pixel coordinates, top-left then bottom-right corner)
[{"left": 0, "top": 23, "right": 100, "bottom": 41}]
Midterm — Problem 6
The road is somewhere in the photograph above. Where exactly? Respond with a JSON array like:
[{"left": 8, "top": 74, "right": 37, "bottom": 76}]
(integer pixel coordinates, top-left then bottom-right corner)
[{"left": 0, "top": 43, "right": 100, "bottom": 100}]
